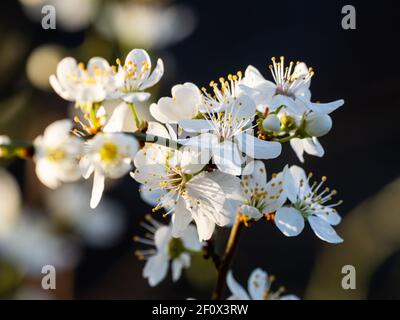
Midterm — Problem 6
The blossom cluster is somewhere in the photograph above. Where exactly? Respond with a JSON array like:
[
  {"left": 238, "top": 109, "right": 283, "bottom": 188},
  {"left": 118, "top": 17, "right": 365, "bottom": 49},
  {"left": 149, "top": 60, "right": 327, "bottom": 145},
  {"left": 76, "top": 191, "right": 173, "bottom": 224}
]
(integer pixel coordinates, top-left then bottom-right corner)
[{"left": 0, "top": 48, "right": 344, "bottom": 297}]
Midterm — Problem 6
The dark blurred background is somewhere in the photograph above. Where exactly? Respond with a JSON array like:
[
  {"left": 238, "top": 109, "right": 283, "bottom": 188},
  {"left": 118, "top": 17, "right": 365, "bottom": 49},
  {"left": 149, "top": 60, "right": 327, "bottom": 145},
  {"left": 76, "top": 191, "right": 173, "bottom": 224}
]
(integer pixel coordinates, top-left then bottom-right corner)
[{"left": 0, "top": 0, "right": 399, "bottom": 299}]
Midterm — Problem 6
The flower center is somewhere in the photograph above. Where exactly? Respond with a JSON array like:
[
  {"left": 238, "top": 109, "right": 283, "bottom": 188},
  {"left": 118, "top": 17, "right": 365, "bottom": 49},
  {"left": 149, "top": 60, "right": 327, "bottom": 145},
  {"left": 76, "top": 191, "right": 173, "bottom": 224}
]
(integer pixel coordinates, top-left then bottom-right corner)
[
  {"left": 168, "top": 237, "right": 186, "bottom": 259},
  {"left": 159, "top": 166, "right": 189, "bottom": 194},
  {"left": 295, "top": 174, "right": 342, "bottom": 217},
  {"left": 99, "top": 142, "right": 118, "bottom": 163},
  {"left": 269, "top": 56, "right": 314, "bottom": 97},
  {"left": 46, "top": 148, "right": 66, "bottom": 162},
  {"left": 115, "top": 58, "right": 150, "bottom": 91}
]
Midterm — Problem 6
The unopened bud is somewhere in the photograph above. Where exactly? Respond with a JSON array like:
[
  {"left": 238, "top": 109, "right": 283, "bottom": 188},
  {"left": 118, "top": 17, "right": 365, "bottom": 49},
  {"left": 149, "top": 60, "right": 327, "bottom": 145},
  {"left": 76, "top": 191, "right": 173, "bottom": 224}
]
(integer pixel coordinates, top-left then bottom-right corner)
[
  {"left": 305, "top": 113, "right": 332, "bottom": 137},
  {"left": 262, "top": 114, "right": 281, "bottom": 132}
]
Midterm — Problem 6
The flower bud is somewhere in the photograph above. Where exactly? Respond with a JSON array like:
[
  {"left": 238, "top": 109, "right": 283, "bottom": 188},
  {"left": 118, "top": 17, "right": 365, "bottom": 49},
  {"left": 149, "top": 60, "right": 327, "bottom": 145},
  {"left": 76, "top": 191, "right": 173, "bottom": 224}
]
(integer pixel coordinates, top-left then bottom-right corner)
[
  {"left": 262, "top": 114, "right": 281, "bottom": 132},
  {"left": 305, "top": 113, "right": 332, "bottom": 137}
]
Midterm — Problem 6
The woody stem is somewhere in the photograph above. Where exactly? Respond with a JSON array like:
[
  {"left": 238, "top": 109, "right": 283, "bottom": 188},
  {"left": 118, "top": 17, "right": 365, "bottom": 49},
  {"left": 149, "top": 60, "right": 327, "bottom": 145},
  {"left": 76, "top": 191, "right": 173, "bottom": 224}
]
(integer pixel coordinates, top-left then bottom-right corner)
[{"left": 212, "top": 213, "right": 244, "bottom": 300}]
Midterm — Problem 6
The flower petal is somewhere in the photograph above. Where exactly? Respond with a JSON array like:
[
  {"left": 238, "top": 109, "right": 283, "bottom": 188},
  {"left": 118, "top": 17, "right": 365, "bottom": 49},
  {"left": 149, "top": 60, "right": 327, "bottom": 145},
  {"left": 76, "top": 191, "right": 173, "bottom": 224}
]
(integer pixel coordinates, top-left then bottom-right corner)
[
  {"left": 141, "top": 58, "right": 164, "bottom": 90},
  {"left": 240, "top": 204, "right": 263, "bottom": 220},
  {"left": 289, "top": 138, "right": 305, "bottom": 163},
  {"left": 212, "top": 140, "right": 243, "bottom": 176},
  {"left": 171, "top": 197, "right": 193, "bottom": 238},
  {"left": 308, "top": 215, "right": 343, "bottom": 244},
  {"left": 248, "top": 268, "right": 269, "bottom": 300},
  {"left": 122, "top": 92, "right": 151, "bottom": 103},
  {"left": 275, "top": 207, "right": 305, "bottom": 237},
  {"left": 90, "top": 171, "right": 105, "bottom": 209},
  {"left": 307, "top": 99, "right": 344, "bottom": 114},
  {"left": 143, "top": 253, "right": 169, "bottom": 287},
  {"left": 237, "top": 133, "right": 281, "bottom": 160},
  {"left": 179, "top": 119, "right": 214, "bottom": 133},
  {"left": 226, "top": 271, "right": 250, "bottom": 300}
]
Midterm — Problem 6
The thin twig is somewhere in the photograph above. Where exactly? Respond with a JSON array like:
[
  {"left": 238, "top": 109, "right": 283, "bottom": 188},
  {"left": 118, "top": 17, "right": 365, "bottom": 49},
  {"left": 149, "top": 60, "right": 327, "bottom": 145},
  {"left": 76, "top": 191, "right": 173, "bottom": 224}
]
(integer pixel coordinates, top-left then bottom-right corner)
[{"left": 212, "top": 213, "right": 244, "bottom": 300}]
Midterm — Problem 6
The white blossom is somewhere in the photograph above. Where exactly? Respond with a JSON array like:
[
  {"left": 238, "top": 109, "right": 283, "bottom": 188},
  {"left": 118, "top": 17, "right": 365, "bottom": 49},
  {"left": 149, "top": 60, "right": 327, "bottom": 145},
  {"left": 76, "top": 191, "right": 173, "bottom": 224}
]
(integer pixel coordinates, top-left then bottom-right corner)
[
  {"left": 227, "top": 268, "right": 299, "bottom": 300},
  {"left": 49, "top": 57, "right": 115, "bottom": 108},
  {"left": 111, "top": 49, "right": 164, "bottom": 103},
  {"left": 34, "top": 119, "right": 83, "bottom": 189},
  {"left": 135, "top": 217, "right": 202, "bottom": 287},
  {"left": 239, "top": 161, "right": 287, "bottom": 220},
  {"left": 275, "top": 165, "right": 343, "bottom": 243}
]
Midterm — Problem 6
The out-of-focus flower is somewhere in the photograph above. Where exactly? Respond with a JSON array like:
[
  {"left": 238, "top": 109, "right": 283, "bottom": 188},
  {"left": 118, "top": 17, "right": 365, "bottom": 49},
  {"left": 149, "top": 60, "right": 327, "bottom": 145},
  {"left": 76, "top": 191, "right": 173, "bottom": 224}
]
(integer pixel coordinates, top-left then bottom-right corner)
[
  {"left": 227, "top": 268, "right": 299, "bottom": 300},
  {"left": 111, "top": 49, "right": 164, "bottom": 103},
  {"left": 96, "top": 2, "right": 196, "bottom": 49},
  {"left": 275, "top": 165, "right": 343, "bottom": 243},
  {"left": 239, "top": 161, "right": 287, "bottom": 221},
  {"left": 26, "top": 45, "right": 64, "bottom": 91},
  {"left": 19, "top": 0, "right": 99, "bottom": 32},
  {"left": 150, "top": 83, "right": 201, "bottom": 123},
  {"left": 0, "top": 135, "right": 11, "bottom": 157},
  {"left": 46, "top": 183, "right": 125, "bottom": 247},
  {"left": 0, "top": 168, "right": 21, "bottom": 236},
  {"left": 133, "top": 139, "right": 244, "bottom": 241},
  {"left": 241, "top": 58, "right": 344, "bottom": 115},
  {"left": 0, "top": 213, "right": 78, "bottom": 275},
  {"left": 135, "top": 217, "right": 202, "bottom": 287},
  {"left": 33, "top": 119, "right": 83, "bottom": 189},
  {"left": 49, "top": 56, "right": 115, "bottom": 110}
]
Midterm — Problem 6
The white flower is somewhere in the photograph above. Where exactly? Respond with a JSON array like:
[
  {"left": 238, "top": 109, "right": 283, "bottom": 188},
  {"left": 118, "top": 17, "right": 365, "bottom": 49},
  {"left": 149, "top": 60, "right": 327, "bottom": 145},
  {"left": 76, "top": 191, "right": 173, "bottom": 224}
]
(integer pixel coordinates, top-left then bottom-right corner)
[
  {"left": 33, "top": 119, "right": 83, "bottom": 189},
  {"left": 80, "top": 132, "right": 139, "bottom": 209},
  {"left": 227, "top": 268, "right": 299, "bottom": 300},
  {"left": 134, "top": 217, "right": 202, "bottom": 287},
  {"left": 133, "top": 141, "right": 244, "bottom": 241},
  {"left": 289, "top": 137, "right": 324, "bottom": 163},
  {"left": 45, "top": 183, "right": 125, "bottom": 248},
  {"left": 49, "top": 57, "right": 115, "bottom": 108},
  {"left": 179, "top": 77, "right": 281, "bottom": 176},
  {"left": 241, "top": 57, "right": 344, "bottom": 115},
  {"left": 111, "top": 49, "right": 164, "bottom": 103},
  {"left": 239, "top": 161, "right": 287, "bottom": 221},
  {"left": 150, "top": 82, "right": 202, "bottom": 123},
  {"left": 275, "top": 165, "right": 343, "bottom": 243}
]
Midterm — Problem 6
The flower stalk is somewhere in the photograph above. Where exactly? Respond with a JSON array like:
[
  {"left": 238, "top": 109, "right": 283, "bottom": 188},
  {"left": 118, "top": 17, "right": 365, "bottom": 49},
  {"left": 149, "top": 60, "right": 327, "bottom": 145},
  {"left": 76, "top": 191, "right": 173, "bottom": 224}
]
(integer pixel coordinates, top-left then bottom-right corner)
[{"left": 212, "top": 213, "right": 244, "bottom": 300}]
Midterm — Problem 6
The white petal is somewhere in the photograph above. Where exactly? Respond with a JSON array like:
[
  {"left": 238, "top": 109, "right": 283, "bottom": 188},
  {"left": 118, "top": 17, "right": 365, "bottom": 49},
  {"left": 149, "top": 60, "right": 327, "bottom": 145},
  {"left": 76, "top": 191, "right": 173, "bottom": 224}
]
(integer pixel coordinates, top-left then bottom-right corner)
[
  {"left": 240, "top": 205, "right": 263, "bottom": 220},
  {"left": 171, "top": 259, "right": 184, "bottom": 282},
  {"left": 307, "top": 99, "right": 344, "bottom": 114},
  {"left": 103, "top": 103, "right": 129, "bottom": 133},
  {"left": 308, "top": 215, "right": 343, "bottom": 244},
  {"left": 141, "top": 58, "right": 164, "bottom": 90},
  {"left": 42, "top": 119, "right": 72, "bottom": 146},
  {"left": 79, "top": 156, "right": 94, "bottom": 179},
  {"left": 143, "top": 253, "right": 169, "bottom": 287},
  {"left": 263, "top": 169, "right": 288, "bottom": 213},
  {"left": 171, "top": 197, "right": 193, "bottom": 238},
  {"left": 154, "top": 225, "right": 171, "bottom": 250},
  {"left": 35, "top": 160, "right": 61, "bottom": 189},
  {"left": 191, "top": 211, "right": 216, "bottom": 241},
  {"left": 122, "top": 92, "right": 151, "bottom": 103},
  {"left": 125, "top": 49, "right": 151, "bottom": 78},
  {"left": 237, "top": 133, "right": 281, "bottom": 160},
  {"left": 49, "top": 75, "right": 74, "bottom": 101},
  {"left": 226, "top": 271, "right": 250, "bottom": 300},
  {"left": 212, "top": 140, "right": 243, "bottom": 176},
  {"left": 285, "top": 165, "right": 309, "bottom": 203},
  {"left": 248, "top": 268, "right": 269, "bottom": 300},
  {"left": 181, "top": 225, "right": 202, "bottom": 251},
  {"left": 90, "top": 171, "right": 105, "bottom": 209},
  {"left": 275, "top": 207, "right": 305, "bottom": 237},
  {"left": 289, "top": 138, "right": 305, "bottom": 163},
  {"left": 302, "top": 137, "right": 324, "bottom": 157},
  {"left": 270, "top": 95, "right": 302, "bottom": 114},
  {"left": 139, "top": 184, "right": 163, "bottom": 206},
  {"left": 179, "top": 119, "right": 214, "bottom": 133}
]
